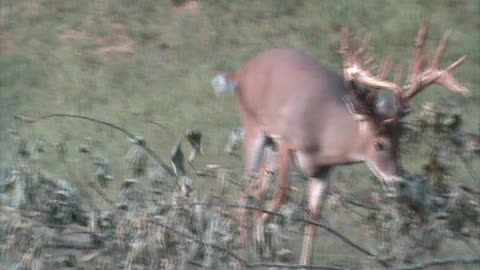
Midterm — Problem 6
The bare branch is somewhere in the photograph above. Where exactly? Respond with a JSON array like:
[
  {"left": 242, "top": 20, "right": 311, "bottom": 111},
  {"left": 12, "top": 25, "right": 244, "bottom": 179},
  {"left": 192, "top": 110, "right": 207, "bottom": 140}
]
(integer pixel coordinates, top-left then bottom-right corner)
[
  {"left": 148, "top": 218, "right": 248, "bottom": 265},
  {"left": 192, "top": 202, "right": 284, "bottom": 218},
  {"left": 369, "top": 257, "right": 480, "bottom": 270},
  {"left": 247, "top": 262, "right": 347, "bottom": 269},
  {"left": 304, "top": 218, "right": 389, "bottom": 267},
  {"left": 343, "top": 197, "right": 380, "bottom": 211},
  {"left": 15, "top": 113, "right": 176, "bottom": 176}
]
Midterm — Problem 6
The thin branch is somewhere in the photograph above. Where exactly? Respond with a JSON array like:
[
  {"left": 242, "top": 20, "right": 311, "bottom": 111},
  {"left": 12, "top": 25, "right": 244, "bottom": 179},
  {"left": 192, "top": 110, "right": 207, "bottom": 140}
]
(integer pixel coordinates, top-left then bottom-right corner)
[
  {"left": 304, "top": 218, "right": 389, "bottom": 267},
  {"left": 46, "top": 235, "right": 97, "bottom": 250},
  {"left": 369, "top": 257, "right": 480, "bottom": 270},
  {"left": 246, "top": 262, "right": 347, "bottom": 269},
  {"left": 148, "top": 218, "right": 248, "bottom": 265},
  {"left": 189, "top": 202, "right": 383, "bottom": 265},
  {"left": 88, "top": 182, "right": 115, "bottom": 205},
  {"left": 15, "top": 113, "right": 175, "bottom": 176},
  {"left": 247, "top": 257, "right": 480, "bottom": 269},
  {"left": 456, "top": 152, "right": 480, "bottom": 188},
  {"left": 144, "top": 119, "right": 175, "bottom": 138},
  {"left": 192, "top": 202, "right": 284, "bottom": 218},
  {"left": 44, "top": 243, "right": 97, "bottom": 250},
  {"left": 342, "top": 196, "right": 379, "bottom": 211}
]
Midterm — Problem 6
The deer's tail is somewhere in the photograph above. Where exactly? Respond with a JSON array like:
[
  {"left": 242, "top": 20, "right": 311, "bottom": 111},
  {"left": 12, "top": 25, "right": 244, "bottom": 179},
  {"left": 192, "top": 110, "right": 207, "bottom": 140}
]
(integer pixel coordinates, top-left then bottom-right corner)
[{"left": 211, "top": 72, "right": 239, "bottom": 96}]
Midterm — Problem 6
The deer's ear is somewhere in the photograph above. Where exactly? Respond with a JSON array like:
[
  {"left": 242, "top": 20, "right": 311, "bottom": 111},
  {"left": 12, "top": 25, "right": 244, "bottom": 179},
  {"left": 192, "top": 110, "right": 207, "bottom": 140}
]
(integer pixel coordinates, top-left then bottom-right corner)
[{"left": 344, "top": 89, "right": 370, "bottom": 122}]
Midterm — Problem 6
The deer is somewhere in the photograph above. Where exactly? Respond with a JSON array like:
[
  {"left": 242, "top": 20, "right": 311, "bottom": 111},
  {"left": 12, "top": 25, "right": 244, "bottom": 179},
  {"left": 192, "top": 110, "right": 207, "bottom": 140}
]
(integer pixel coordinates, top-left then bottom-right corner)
[{"left": 211, "top": 24, "right": 469, "bottom": 265}]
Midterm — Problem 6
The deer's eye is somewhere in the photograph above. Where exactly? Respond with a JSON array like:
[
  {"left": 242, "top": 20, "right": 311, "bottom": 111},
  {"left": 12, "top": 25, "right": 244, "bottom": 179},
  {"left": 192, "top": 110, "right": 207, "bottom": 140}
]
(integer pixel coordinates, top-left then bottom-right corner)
[{"left": 374, "top": 141, "right": 385, "bottom": 151}]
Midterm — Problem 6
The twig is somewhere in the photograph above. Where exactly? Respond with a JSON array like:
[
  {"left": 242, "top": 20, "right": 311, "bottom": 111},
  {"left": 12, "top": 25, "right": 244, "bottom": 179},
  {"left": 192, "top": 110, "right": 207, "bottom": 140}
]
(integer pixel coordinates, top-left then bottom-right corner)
[
  {"left": 369, "top": 257, "right": 480, "bottom": 270},
  {"left": 192, "top": 202, "right": 284, "bottom": 218},
  {"left": 342, "top": 203, "right": 368, "bottom": 218},
  {"left": 456, "top": 152, "right": 480, "bottom": 187},
  {"left": 147, "top": 218, "right": 248, "bottom": 265},
  {"left": 246, "top": 262, "right": 347, "bottom": 269},
  {"left": 343, "top": 197, "right": 379, "bottom": 211},
  {"left": 58, "top": 231, "right": 94, "bottom": 236},
  {"left": 15, "top": 113, "right": 175, "bottom": 176},
  {"left": 247, "top": 257, "right": 480, "bottom": 269},
  {"left": 47, "top": 235, "right": 96, "bottom": 250},
  {"left": 88, "top": 182, "right": 114, "bottom": 205},
  {"left": 144, "top": 119, "right": 175, "bottom": 138},
  {"left": 304, "top": 218, "right": 390, "bottom": 267},
  {"left": 44, "top": 243, "right": 96, "bottom": 250},
  {"left": 188, "top": 260, "right": 207, "bottom": 268}
]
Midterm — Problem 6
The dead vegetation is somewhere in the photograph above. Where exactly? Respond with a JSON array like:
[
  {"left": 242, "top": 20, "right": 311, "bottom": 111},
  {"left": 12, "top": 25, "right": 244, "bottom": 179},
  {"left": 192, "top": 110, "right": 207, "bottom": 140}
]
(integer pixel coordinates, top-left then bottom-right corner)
[{"left": 1, "top": 101, "right": 479, "bottom": 269}]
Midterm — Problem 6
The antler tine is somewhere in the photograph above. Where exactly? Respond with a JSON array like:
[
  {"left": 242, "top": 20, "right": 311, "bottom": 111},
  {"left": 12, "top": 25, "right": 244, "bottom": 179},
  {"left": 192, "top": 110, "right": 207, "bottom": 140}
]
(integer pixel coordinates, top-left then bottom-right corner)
[
  {"left": 431, "top": 30, "right": 452, "bottom": 69},
  {"left": 402, "top": 23, "right": 470, "bottom": 101},
  {"left": 437, "top": 72, "right": 469, "bottom": 96},
  {"left": 354, "top": 33, "right": 371, "bottom": 67},
  {"left": 408, "top": 23, "right": 429, "bottom": 91},
  {"left": 447, "top": 55, "right": 466, "bottom": 71},
  {"left": 394, "top": 64, "right": 403, "bottom": 86},
  {"left": 393, "top": 64, "right": 406, "bottom": 116},
  {"left": 376, "top": 60, "right": 386, "bottom": 78},
  {"left": 442, "top": 55, "right": 468, "bottom": 95},
  {"left": 340, "top": 27, "right": 353, "bottom": 68},
  {"left": 364, "top": 57, "right": 375, "bottom": 70},
  {"left": 377, "top": 57, "right": 393, "bottom": 80}
]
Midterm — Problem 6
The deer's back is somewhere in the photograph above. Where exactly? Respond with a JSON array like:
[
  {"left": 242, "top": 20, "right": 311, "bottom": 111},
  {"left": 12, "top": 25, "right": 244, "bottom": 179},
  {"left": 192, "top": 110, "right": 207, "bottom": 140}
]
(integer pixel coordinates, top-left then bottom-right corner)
[{"left": 235, "top": 48, "right": 352, "bottom": 145}]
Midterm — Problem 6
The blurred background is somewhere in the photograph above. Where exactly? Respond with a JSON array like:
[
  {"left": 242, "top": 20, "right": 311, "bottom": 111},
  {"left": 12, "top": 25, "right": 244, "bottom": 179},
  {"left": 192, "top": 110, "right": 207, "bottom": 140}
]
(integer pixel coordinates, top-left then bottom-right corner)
[{"left": 0, "top": 0, "right": 479, "bottom": 269}]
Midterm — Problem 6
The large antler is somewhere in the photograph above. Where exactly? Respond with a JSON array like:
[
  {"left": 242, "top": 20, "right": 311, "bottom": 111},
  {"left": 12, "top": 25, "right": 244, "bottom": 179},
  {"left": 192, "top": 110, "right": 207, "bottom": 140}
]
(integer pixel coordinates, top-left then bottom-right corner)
[
  {"left": 340, "top": 24, "right": 470, "bottom": 120},
  {"left": 401, "top": 23, "right": 469, "bottom": 102},
  {"left": 340, "top": 27, "right": 401, "bottom": 94}
]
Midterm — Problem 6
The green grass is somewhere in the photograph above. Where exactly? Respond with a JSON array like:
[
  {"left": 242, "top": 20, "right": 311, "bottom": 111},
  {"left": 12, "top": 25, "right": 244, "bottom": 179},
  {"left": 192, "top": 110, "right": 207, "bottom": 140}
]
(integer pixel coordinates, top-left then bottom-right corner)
[
  {"left": 1, "top": 0, "right": 478, "bottom": 182},
  {"left": 0, "top": 0, "right": 479, "bottom": 267}
]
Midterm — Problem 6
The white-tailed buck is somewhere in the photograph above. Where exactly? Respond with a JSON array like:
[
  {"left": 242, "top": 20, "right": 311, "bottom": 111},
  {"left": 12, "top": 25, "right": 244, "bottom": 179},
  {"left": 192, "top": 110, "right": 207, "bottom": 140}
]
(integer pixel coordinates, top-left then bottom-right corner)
[{"left": 212, "top": 24, "right": 469, "bottom": 265}]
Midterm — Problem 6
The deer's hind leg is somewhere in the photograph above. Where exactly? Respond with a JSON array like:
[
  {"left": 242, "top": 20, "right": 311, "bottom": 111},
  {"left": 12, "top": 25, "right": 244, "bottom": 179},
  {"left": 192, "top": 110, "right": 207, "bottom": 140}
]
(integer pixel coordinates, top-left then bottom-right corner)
[
  {"left": 259, "top": 143, "right": 290, "bottom": 220},
  {"left": 254, "top": 143, "right": 291, "bottom": 256}
]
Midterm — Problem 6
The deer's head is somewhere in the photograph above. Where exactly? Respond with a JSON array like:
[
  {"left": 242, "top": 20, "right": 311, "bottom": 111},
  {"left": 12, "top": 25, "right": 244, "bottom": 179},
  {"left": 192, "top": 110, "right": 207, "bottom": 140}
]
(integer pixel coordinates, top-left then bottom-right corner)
[{"left": 339, "top": 24, "right": 469, "bottom": 195}]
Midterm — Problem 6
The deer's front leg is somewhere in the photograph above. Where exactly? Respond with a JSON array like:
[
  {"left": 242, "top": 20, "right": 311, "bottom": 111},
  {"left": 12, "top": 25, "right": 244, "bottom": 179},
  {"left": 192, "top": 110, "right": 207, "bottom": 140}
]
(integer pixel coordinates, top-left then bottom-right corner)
[
  {"left": 240, "top": 127, "right": 268, "bottom": 259},
  {"left": 299, "top": 173, "right": 330, "bottom": 266}
]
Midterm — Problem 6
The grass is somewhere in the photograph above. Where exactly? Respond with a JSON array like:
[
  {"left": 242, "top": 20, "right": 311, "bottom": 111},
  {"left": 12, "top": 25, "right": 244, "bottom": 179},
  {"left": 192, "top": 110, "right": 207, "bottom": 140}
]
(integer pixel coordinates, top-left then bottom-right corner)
[{"left": 0, "top": 0, "right": 479, "bottom": 267}]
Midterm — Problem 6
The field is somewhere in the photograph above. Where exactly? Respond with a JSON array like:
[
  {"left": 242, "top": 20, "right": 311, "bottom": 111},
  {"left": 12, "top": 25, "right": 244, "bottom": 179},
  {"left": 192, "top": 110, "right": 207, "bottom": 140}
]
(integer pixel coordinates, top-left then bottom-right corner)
[{"left": 0, "top": 0, "right": 479, "bottom": 269}]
